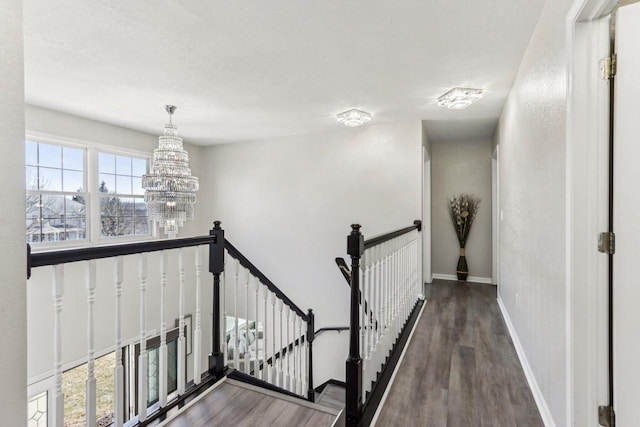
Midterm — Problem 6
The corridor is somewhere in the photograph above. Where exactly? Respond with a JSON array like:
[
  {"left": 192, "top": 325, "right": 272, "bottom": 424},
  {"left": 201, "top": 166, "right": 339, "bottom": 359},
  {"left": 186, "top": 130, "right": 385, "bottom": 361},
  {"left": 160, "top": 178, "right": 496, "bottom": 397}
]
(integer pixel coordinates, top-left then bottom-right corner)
[{"left": 375, "top": 280, "right": 543, "bottom": 426}]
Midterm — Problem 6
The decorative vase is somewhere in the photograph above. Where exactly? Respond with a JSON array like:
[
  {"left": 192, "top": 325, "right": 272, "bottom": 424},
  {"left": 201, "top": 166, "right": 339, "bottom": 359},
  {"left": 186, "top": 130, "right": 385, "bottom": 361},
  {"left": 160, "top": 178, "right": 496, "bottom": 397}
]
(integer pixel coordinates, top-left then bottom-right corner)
[{"left": 456, "top": 248, "right": 468, "bottom": 282}]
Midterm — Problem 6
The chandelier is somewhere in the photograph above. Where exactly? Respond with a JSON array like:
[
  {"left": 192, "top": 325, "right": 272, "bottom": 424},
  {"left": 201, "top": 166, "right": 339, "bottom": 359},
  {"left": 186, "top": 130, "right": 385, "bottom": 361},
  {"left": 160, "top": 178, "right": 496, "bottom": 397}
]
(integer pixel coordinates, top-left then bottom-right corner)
[{"left": 142, "top": 105, "right": 199, "bottom": 238}]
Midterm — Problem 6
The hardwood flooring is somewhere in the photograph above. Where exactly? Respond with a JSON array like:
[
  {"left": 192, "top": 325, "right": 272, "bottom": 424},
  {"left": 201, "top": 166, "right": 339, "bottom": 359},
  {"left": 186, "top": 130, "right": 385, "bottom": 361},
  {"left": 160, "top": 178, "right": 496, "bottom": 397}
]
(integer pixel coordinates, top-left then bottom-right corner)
[
  {"left": 161, "top": 380, "right": 338, "bottom": 427},
  {"left": 374, "top": 280, "right": 544, "bottom": 427}
]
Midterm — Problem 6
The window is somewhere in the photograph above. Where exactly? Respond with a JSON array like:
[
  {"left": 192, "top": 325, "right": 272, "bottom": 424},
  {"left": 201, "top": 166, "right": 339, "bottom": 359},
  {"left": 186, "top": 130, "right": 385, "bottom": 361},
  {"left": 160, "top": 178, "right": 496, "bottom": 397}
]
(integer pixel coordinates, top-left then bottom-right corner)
[
  {"left": 26, "top": 141, "right": 87, "bottom": 243},
  {"left": 25, "top": 137, "right": 150, "bottom": 247},
  {"left": 98, "top": 153, "right": 148, "bottom": 238},
  {"left": 28, "top": 391, "right": 48, "bottom": 427}
]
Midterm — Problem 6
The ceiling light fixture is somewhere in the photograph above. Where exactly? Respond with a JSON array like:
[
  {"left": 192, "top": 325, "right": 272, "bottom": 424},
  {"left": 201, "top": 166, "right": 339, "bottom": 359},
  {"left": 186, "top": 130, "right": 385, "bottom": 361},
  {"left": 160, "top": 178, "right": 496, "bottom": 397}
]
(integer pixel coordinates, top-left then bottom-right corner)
[
  {"left": 337, "top": 109, "right": 372, "bottom": 127},
  {"left": 142, "top": 105, "right": 199, "bottom": 239},
  {"left": 437, "top": 87, "right": 483, "bottom": 110}
]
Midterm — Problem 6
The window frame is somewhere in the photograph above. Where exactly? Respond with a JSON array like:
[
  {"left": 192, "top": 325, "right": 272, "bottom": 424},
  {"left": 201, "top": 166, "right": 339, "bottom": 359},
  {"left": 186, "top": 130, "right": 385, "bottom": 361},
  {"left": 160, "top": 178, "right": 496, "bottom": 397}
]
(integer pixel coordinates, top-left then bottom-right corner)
[{"left": 26, "top": 132, "right": 153, "bottom": 251}]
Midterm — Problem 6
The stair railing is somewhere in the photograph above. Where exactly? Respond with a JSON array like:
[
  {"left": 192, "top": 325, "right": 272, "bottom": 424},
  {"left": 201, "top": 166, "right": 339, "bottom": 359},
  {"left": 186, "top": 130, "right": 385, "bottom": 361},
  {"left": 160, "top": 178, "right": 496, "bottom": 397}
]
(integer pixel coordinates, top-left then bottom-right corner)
[
  {"left": 344, "top": 221, "right": 424, "bottom": 427},
  {"left": 26, "top": 220, "right": 314, "bottom": 427}
]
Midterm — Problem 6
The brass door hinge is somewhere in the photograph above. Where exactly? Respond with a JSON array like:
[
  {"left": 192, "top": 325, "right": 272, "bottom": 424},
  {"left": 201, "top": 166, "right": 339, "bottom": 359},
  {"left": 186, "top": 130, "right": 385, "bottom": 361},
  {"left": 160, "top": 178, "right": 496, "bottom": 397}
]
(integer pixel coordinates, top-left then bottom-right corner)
[
  {"left": 601, "top": 54, "right": 617, "bottom": 80},
  {"left": 598, "top": 232, "right": 616, "bottom": 255},
  {"left": 598, "top": 405, "right": 615, "bottom": 427}
]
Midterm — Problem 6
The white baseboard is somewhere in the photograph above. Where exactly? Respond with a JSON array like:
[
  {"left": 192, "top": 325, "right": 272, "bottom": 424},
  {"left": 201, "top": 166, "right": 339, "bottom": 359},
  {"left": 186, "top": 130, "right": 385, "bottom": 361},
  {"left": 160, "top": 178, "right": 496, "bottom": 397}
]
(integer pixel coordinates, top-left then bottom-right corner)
[
  {"left": 431, "top": 273, "right": 493, "bottom": 284},
  {"left": 497, "top": 296, "right": 556, "bottom": 427}
]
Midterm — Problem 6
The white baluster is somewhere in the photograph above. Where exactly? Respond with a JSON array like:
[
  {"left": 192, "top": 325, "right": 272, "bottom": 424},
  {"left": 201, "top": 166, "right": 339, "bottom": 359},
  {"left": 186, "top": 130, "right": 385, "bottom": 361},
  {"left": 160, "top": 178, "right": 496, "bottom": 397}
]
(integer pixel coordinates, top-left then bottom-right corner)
[
  {"left": 52, "top": 265, "right": 64, "bottom": 427},
  {"left": 297, "top": 318, "right": 303, "bottom": 395},
  {"left": 233, "top": 259, "right": 239, "bottom": 370},
  {"left": 194, "top": 247, "right": 202, "bottom": 385},
  {"left": 254, "top": 276, "right": 260, "bottom": 379},
  {"left": 262, "top": 284, "right": 268, "bottom": 382},
  {"left": 222, "top": 250, "right": 229, "bottom": 368},
  {"left": 177, "top": 249, "right": 186, "bottom": 395},
  {"left": 244, "top": 269, "right": 250, "bottom": 375},
  {"left": 270, "top": 290, "right": 277, "bottom": 384},
  {"left": 159, "top": 251, "right": 168, "bottom": 407},
  {"left": 85, "top": 260, "right": 97, "bottom": 427},
  {"left": 278, "top": 299, "right": 284, "bottom": 387},
  {"left": 113, "top": 257, "right": 124, "bottom": 427},
  {"left": 285, "top": 307, "right": 291, "bottom": 391},
  {"left": 138, "top": 253, "right": 148, "bottom": 422}
]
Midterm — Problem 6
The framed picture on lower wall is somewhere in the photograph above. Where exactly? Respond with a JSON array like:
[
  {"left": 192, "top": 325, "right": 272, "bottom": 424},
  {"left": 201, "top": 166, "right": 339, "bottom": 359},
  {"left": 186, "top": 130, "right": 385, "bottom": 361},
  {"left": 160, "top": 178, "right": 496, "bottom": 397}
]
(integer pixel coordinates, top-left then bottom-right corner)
[{"left": 175, "top": 314, "right": 192, "bottom": 355}]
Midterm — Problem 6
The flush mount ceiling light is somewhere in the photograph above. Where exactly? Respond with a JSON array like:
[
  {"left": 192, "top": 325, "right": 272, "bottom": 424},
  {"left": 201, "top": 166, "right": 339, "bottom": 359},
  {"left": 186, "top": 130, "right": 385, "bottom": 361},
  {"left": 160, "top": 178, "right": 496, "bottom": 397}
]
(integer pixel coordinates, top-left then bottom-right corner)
[
  {"left": 337, "top": 109, "right": 372, "bottom": 127},
  {"left": 437, "top": 88, "right": 483, "bottom": 110}
]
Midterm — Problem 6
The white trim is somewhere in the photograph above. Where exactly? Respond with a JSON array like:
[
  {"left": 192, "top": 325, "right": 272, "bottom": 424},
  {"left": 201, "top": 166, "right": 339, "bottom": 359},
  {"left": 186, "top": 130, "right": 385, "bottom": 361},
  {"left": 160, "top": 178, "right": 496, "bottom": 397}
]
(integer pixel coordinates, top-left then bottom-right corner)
[
  {"left": 431, "top": 273, "right": 493, "bottom": 284},
  {"left": 370, "top": 302, "right": 426, "bottom": 426},
  {"left": 497, "top": 296, "right": 556, "bottom": 427},
  {"left": 566, "top": 1, "right": 613, "bottom": 425}
]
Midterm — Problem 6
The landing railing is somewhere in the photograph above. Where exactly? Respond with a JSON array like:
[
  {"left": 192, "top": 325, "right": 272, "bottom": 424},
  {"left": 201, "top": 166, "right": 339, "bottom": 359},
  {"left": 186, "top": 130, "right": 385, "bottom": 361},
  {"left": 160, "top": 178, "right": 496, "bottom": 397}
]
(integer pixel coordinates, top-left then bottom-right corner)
[
  {"left": 27, "top": 220, "right": 313, "bottom": 427},
  {"left": 342, "top": 221, "right": 424, "bottom": 427}
]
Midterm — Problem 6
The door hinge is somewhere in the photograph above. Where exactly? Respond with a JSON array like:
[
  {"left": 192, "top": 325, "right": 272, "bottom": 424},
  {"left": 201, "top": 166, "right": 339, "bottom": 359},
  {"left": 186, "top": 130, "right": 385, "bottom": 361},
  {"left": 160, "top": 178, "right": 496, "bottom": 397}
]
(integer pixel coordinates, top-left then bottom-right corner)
[
  {"left": 598, "top": 405, "right": 615, "bottom": 427},
  {"left": 598, "top": 232, "right": 615, "bottom": 255},
  {"left": 601, "top": 54, "right": 617, "bottom": 80}
]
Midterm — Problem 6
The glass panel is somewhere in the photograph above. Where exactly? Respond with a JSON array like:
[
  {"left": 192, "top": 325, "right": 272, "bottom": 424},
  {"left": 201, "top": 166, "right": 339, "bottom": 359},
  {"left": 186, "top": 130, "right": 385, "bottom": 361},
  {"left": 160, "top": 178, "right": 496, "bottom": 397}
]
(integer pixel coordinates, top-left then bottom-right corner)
[
  {"left": 134, "top": 199, "right": 147, "bottom": 217},
  {"left": 98, "top": 174, "right": 115, "bottom": 193},
  {"left": 98, "top": 152, "right": 115, "bottom": 174},
  {"left": 116, "top": 155, "right": 131, "bottom": 175},
  {"left": 25, "top": 141, "right": 38, "bottom": 166},
  {"left": 132, "top": 157, "right": 147, "bottom": 177},
  {"left": 167, "top": 339, "right": 178, "bottom": 394},
  {"left": 100, "top": 195, "right": 119, "bottom": 217},
  {"left": 101, "top": 216, "right": 119, "bottom": 237},
  {"left": 39, "top": 167, "right": 62, "bottom": 192},
  {"left": 38, "top": 143, "right": 61, "bottom": 168},
  {"left": 41, "top": 194, "right": 65, "bottom": 218},
  {"left": 27, "top": 391, "right": 48, "bottom": 427},
  {"left": 132, "top": 177, "right": 144, "bottom": 196},
  {"left": 118, "top": 217, "right": 134, "bottom": 236},
  {"left": 135, "top": 216, "right": 149, "bottom": 235},
  {"left": 119, "top": 197, "right": 134, "bottom": 215},
  {"left": 116, "top": 175, "right": 132, "bottom": 195},
  {"left": 26, "top": 166, "right": 38, "bottom": 190},
  {"left": 147, "top": 347, "right": 159, "bottom": 405},
  {"left": 63, "top": 146, "right": 83, "bottom": 171},
  {"left": 63, "top": 170, "right": 84, "bottom": 192}
]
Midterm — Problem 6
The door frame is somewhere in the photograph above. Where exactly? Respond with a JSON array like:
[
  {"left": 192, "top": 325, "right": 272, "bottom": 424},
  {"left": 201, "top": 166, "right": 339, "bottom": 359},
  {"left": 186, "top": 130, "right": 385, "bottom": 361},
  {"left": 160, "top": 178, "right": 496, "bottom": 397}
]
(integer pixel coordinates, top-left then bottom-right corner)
[
  {"left": 422, "top": 146, "right": 432, "bottom": 285},
  {"left": 566, "top": 0, "right": 616, "bottom": 425},
  {"left": 491, "top": 145, "right": 499, "bottom": 286}
]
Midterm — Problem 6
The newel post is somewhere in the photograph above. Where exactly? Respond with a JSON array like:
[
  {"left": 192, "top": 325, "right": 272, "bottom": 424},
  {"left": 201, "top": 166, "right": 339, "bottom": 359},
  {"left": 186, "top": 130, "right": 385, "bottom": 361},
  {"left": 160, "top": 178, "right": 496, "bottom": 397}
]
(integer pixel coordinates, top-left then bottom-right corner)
[
  {"left": 306, "top": 308, "right": 315, "bottom": 402},
  {"left": 346, "top": 224, "right": 364, "bottom": 427},
  {"left": 209, "top": 220, "right": 225, "bottom": 376}
]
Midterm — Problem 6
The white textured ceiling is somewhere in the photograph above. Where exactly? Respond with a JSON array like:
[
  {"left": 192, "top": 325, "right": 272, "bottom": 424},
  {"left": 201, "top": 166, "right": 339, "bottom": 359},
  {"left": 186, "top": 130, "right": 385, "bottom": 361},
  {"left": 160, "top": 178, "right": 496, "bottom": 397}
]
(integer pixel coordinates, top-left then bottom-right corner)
[{"left": 23, "top": 1, "right": 544, "bottom": 145}]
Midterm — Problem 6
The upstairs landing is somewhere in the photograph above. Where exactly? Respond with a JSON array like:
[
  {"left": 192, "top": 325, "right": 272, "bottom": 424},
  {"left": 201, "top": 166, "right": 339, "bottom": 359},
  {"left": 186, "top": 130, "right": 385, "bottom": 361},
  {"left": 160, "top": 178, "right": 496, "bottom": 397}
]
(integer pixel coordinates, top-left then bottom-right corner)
[{"left": 159, "top": 378, "right": 340, "bottom": 427}]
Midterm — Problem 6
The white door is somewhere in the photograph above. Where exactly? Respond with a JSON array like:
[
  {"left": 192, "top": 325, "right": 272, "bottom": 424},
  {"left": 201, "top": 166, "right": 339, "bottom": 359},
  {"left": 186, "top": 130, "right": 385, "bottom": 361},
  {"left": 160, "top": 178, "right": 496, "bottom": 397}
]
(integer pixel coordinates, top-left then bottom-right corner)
[{"left": 613, "top": 3, "right": 640, "bottom": 424}]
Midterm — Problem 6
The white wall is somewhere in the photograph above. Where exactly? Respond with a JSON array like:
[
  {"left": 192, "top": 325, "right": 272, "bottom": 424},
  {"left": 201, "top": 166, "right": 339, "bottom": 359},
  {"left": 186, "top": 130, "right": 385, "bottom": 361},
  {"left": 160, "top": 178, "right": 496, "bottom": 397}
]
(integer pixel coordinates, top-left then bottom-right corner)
[
  {"left": 0, "top": 0, "right": 27, "bottom": 424},
  {"left": 199, "top": 121, "right": 423, "bottom": 384},
  {"left": 431, "top": 138, "right": 493, "bottom": 280},
  {"left": 494, "top": 0, "right": 574, "bottom": 424},
  {"left": 25, "top": 107, "right": 213, "bottom": 390}
]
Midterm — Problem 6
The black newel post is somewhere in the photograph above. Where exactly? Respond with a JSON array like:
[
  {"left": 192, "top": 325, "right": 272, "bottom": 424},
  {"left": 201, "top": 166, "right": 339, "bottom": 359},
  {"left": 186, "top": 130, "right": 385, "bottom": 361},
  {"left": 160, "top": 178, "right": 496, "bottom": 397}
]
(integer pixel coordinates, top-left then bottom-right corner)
[
  {"left": 306, "top": 308, "right": 315, "bottom": 402},
  {"left": 346, "top": 224, "right": 364, "bottom": 427},
  {"left": 209, "top": 221, "right": 225, "bottom": 376}
]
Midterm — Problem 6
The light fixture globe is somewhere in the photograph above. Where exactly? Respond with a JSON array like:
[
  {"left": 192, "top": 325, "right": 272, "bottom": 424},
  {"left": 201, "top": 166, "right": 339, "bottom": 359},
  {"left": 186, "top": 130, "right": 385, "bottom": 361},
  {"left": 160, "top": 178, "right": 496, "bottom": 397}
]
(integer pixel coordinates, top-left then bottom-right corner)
[
  {"left": 337, "top": 109, "right": 372, "bottom": 127},
  {"left": 142, "top": 105, "right": 199, "bottom": 238}
]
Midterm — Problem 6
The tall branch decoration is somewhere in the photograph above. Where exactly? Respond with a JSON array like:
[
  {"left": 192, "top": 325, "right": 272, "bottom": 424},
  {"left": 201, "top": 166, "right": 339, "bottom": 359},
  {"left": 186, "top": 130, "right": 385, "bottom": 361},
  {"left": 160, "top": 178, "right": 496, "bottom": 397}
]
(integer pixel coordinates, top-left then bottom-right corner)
[{"left": 448, "top": 194, "right": 481, "bottom": 282}]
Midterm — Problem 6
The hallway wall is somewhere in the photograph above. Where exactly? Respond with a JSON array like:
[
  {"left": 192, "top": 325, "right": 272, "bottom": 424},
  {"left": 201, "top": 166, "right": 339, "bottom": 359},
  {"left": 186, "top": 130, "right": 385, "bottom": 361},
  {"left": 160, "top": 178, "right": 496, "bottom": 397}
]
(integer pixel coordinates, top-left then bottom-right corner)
[
  {"left": 495, "top": 0, "right": 574, "bottom": 424},
  {"left": 198, "top": 121, "right": 423, "bottom": 384},
  {"left": 0, "top": 0, "right": 27, "bottom": 425},
  {"left": 431, "top": 138, "right": 492, "bottom": 280}
]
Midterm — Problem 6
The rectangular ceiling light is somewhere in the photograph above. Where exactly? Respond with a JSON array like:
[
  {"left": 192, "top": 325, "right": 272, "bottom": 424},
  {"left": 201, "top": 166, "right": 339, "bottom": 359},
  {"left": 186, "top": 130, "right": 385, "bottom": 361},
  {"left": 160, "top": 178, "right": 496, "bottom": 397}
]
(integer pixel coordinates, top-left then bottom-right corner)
[{"left": 437, "top": 87, "right": 483, "bottom": 110}]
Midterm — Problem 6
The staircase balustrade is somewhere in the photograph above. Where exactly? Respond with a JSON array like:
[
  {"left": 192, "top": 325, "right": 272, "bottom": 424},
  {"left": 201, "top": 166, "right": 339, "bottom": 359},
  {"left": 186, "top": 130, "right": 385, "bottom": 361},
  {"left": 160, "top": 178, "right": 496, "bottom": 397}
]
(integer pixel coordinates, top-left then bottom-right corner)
[
  {"left": 343, "top": 221, "right": 425, "bottom": 427},
  {"left": 26, "top": 221, "right": 313, "bottom": 427}
]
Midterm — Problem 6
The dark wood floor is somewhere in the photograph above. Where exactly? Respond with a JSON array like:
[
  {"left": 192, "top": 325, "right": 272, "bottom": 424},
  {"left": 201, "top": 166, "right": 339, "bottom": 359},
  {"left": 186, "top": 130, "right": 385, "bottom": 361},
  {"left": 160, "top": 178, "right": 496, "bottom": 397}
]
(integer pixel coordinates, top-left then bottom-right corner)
[
  {"left": 161, "top": 380, "right": 338, "bottom": 427},
  {"left": 374, "top": 280, "right": 544, "bottom": 427}
]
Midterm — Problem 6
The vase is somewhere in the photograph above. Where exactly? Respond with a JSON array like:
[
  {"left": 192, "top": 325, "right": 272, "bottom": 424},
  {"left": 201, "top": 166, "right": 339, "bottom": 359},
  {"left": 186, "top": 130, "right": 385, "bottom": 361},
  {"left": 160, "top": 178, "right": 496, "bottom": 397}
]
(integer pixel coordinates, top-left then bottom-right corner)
[{"left": 456, "top": 248, "right": 468, "bottom": 282}]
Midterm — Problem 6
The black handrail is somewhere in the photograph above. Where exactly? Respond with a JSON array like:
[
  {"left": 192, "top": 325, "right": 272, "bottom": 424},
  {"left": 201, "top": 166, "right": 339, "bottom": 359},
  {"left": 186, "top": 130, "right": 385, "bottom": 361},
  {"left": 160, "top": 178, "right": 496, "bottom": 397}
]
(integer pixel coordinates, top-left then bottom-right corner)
[
  {"left": 27, "top": 235, "right": 217, "bottom": 279},
  {"left": 364, "top": 219, "right": 422, "bottom": 250},
  {"left": 314, "top": 326, "right": 349, "bottom": 338},
  {"left": 224, "top": 239, "right": 309, "bottom": 322}
]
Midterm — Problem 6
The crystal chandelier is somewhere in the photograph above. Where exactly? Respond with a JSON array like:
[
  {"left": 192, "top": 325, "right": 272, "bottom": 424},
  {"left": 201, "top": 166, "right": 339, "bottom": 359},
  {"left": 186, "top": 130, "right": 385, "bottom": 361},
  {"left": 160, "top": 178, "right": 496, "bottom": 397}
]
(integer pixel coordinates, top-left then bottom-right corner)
[
  {"left": 437, "top": 88, "right": 483, "bottom": 110},
  {"left": 142, "top": 105, "right": 199, "bottom": 238}
]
